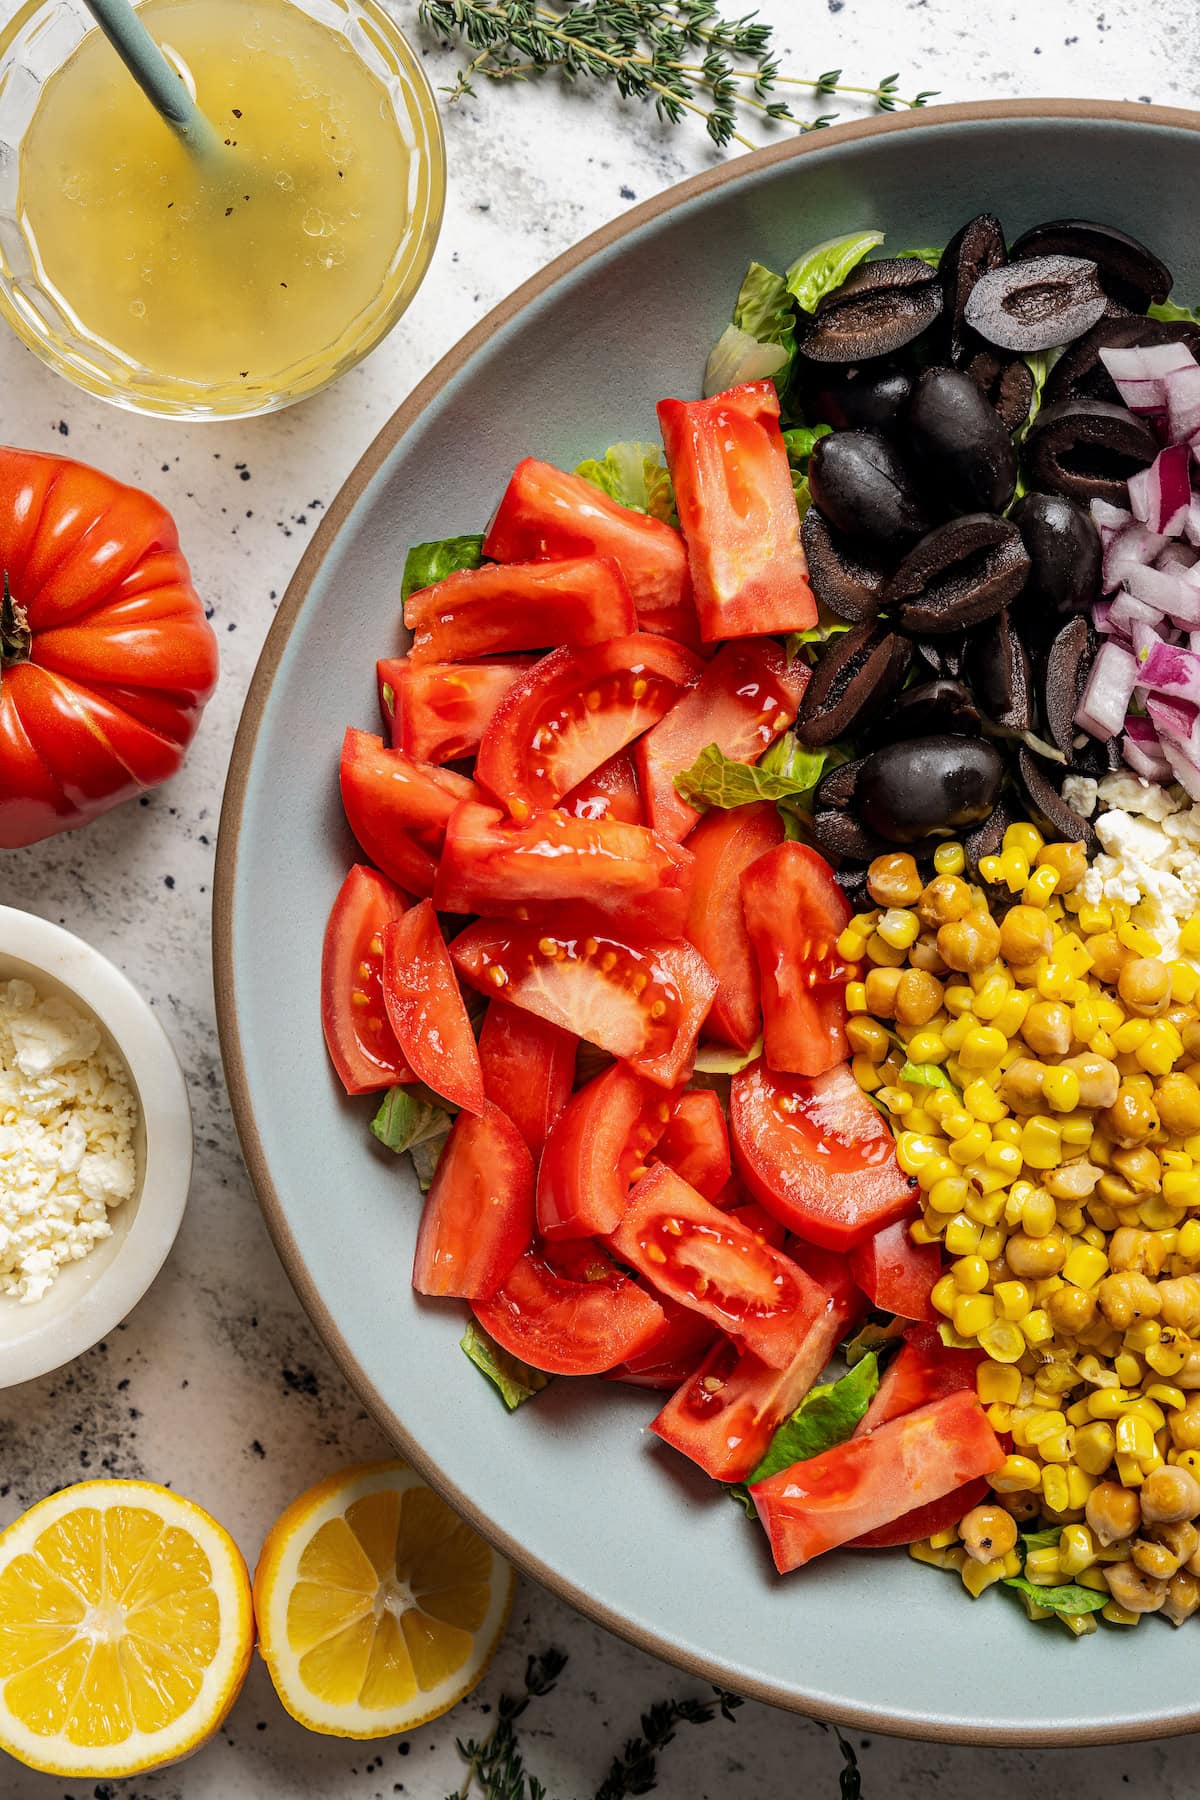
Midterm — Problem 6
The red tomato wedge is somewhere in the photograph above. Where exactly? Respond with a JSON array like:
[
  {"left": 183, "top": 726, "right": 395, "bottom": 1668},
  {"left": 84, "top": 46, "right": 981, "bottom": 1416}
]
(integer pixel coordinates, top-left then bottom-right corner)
[
  {"left": 651, "top": 1274, "right": 857, "bottom": 1482},
  {"left": 478, "top": 1001, "right": 577, "bottom": 1159},
  {"left": 605, "top": 1298, "right": 720, "bottom": 1390},
  {"left": 636, "top": 640, "right": 809, "bottom": 843},
  {"left": 321, "top": 865, "right": 413, "bottom": 1094},
  {"left": 727, "top": 1199, "right": 788, "bottom": 1248},
  {"left": 684, "top": 802, "right": 784, "bottom": 1051},
  {"left": 475, "top": 635, "right": 701, "bottom": 818},
  {"left": 379, "top": 657, "right": 532, "bottom": 765},
  {"left": 434, "top": 802, "right": 694, "bottom": 939},
  {"left": 381, "top": 902, "right": 485, "bottom": 1114},
  {"left": 740, "top": 843, "right": 852, "bottom": 1077},
  {"left": 856, "top": 1324, "right": 980, "bottom": 1435},
  {"left": 731, "top": 1060, "right": 916, "bottom": 1250},
  {"left": 537, "top": 1061, "right": 671, "bottom": 1240},
  {"left": 653, "top": 1088, "right": 731, "bottom": 1200},
  {"left": 403, "top": 557, "right": 636, "bottom": 662},
  {"left": 750, "top": 1389, "right": 1005, "bottom": 1572},
  {"left": 788, "top": 1238, "right": 866, "bottom": 1325},
  {"left": 657, "top": 379, "right": 817, "bottom": 642},
  {"left": 451, "top": 917, "right": 717, "bottom": 1088},
  {"left": 609, "top": 1164, "right": 832, "bottom": 1369},
  {"left": 473, "top": 1242, "right": 666, "bottom": 1376},
  {"left": 339, "top": 728, "right": 480, "bottom": 897},
  {"left": 849, "top": 1480, "right": 990, "bottom": 1549},
  {"left": 561, "top": 751, "right": 643, "bottom": 826},
  {"left": 412, "top": 1103, "right": 534, "bottom": 1299},
  {"left": 483, "top": 457, "right": 697, "bottom": 641},
  {"left": 847, "top": 1219, "right": 942, "bottom": 1326}
]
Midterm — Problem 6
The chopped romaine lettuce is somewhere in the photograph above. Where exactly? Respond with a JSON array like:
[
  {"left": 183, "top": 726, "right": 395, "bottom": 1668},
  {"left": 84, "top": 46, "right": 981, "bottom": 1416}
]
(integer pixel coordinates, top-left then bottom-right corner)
[
  {"left": 401, "top": 533, "right": 484, "bottom": 601},
  {"left": 1003, "top": 1576, "right": 1108, "bottom": 1618},
  {"left": 705, "top": 261, "right": 799, "bottom": 398},
  {"left": 674, "top": 736, "right": 830, "bottom": 812},
  {"left": 1149, "top": 299, "right": 1200, "bottom": 324},
  {"left": 692, "top": 1037, "right": 763, "bottom": 1075},
  {"left": 785, "top": 230, "right": 884, "bottom": 314},
  {"left": 461, "top": 1319, "right": 551, "bottom": 1411},
  {"left": 782, "top": 422, "right": 832, "bottom": 512},
  {"left": 899, "top": 1061, "right": 957, "bottom": 1092},
  {"left": 746, "top": 1352, "right": 882, "bottom": 1485},
  {"left": 371, "top": 1086, "right": 453, "bottom": 1191},
  {"left": 895, "top": 246, "right": 943, "bottom": 268},
  {"left": 574, "top": 442, "right": 675, "bottom": 521}
]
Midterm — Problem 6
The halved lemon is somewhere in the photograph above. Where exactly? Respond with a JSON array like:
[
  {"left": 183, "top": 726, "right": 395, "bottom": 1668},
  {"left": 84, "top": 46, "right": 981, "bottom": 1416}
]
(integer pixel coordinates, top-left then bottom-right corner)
[
  {"left": 254, "top": 1460, "right": 514, "bottom": 1738},
  {"left": 0, "top": 1479, "right": 253, "bottom": 1778}
]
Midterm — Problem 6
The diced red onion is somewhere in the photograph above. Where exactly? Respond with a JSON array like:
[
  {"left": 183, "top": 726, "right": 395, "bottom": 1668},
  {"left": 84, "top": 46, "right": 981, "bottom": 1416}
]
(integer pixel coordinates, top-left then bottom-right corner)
[
  {"left": 1161, "top": 734, "right": 1200, "bottom": 800},
  {"left": 1157, "top": 539, "right": 1200, "bottom": 571},
  {"left": 1136, "top": 638, "right": 1200, "bottom": 699},
  {"left": 1103, "top": 520, "right": 1169, "bottom": 592},
  {"left": 1146, "top": 692, "right": 1200, "bottom": 754},
  {"left": 1167, "top": 363, "right": 1200, "bottom": 444},
  {"left": 1092, "top": 598, "right": 1118, "bottom": 636},
  {"left": 1126, "top": 562, "right": 1200, "bottom": 626},
  {"left": 1101, "top": 342, "right": 1199, "bottom": 414},
  {"left": 1075, "top": 640, "right": 1140, "bottom": 738},
  {"left": 1123, "top": 716, "right": 1175, "bottom": 781},
  {"left": 1128, "top": 443, "right": 1193, "bottom": 536},
  {"left": 1110, "top": 588, "right": 1167, "bottom": 638},
  {"left": 1185, "top": 497, "right": 1200, "bottom": 547}
]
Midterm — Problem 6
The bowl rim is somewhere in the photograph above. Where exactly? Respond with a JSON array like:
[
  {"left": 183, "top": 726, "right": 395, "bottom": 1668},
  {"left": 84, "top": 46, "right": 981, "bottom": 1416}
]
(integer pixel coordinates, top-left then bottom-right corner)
[
  {"left": 213, "top": 98, "right": 1200, "bottom": 1745},
  {"left": 0, "top": 906, "right": 193, "bottom": 1387}
]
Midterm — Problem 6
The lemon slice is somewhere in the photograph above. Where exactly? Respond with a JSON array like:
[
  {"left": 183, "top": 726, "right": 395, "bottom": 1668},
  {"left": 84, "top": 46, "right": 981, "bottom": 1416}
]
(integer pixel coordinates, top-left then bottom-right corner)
[
  {"left": 0, "top": 1479, "right": 253, "bottom": 1778},
  {"left": 254, "top": 1460, "right": 514, "bottom": 1738}
]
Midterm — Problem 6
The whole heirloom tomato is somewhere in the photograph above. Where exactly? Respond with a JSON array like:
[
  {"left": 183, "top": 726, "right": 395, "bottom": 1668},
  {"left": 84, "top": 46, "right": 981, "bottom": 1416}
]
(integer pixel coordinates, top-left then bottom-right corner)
[{"left": 0, "top": 451, "right": 218, "bottom": 848}]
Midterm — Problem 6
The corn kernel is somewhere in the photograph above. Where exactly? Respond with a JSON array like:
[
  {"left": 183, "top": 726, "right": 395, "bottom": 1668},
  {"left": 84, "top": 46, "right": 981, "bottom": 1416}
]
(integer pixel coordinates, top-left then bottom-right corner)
[
  {"left": 1086, "top": 1389, "right": 1135, "bottom": 1419},
  {"left": 991, "top": 1454, "right": 1042, "bottom": 1492},
  {"left": 953, "top": 1293, "right": 996, "bottom": 1337},
  {"left": 1058, "top": 1524, "right": 1095, "bottom": 1577},
  {"left": 845, "top": 981, "right": 868, "bottom": 1013},
  {"left": 933, "top": 841, "right": 966, "bottom": 876},
  {"left": 1144, "top": 1383, "right": 1186, "bottom": 1411},
  {"left": 986, "top": 1402, "right": 1015, "bottom": 1430},
  {"left": 1041, "top": 1465, "right": 1071, "bottom": 1511},
  {"left": 1118, "top": 921, "right": 1163, "bottom": 957},
  {"left": 1077, "top": 902, "right": 1114, "bottom": 934},
  {"left": 906, "top": 1030, "right": 949, "bottom": 1065},
  {"left": 1025, "top": 1546, "right": 1064, "bottom": 1583},
  {"left": 1020, "top": 1187, "right": 1059, "bottom": 1236},
  {"left": 929, "top": 1175, "right": 971, "bottom": 1215},
  {"left": 895, "top": 1132, "right": 938, "bottom": 1175},
  {"left": 1114, "top": 1019, "right": 1152, "bottom": 1054},
  {"left": 1042, "top": 1067, "right": 1082, "bottom": 1112},
  {"left": 1145, "top": 1340, "right": 1188, "bottom": 1377},
  {"left": 1067, "top": 1466, "right": 1097, "bottom": 1509},
  {"left": 1163, "top": 1169, "right": 1200, "bottom": 1205},
  {"left": 993, "top": 991, "right": 1033, "bottom": 1036},
  {"left": 1124, "top": 1318, "right": 1161, "bottom": 1353},
  {"left": 1020, "top": 1117, "right": 1063, "bottom": 1170},
  {"left": 930, "top": 1273, "right": 958, "bottom": 1317},
  {"left": 948, "top": 1123, "right": 992, "bottom": 1165},
  {"left": 1061, "top": 1612, "right": 1100, "bottom": 1637},
  {"left": 1075, "top": 1420, "right": 1116, "bottom": 1475},
  {"left": 876, "top": 907, "right": 921, "bottom": 951},
  {"left": 1101, "top": 1601, "right": 1141, "bottom": 1627},
  {"left": 1061, "top": 1244, "right": 1109, "bottom": 1290},
  {"left": 978, "top": 1319, "right": 1026, "bottom": 1363},
  {"left": 1113, "top": 1351, "right": 1143, "bottom": 1389},
  {"left": 1115, "top": 1414, "right": 1157, "bottom": 1462},
  {"left": 959, "top": 1026, "right": 1007, "bottom": 1072},
  {"left": 993, "top": 1117, "right": 1024, "bottom": 1145},
  {"left": 978, "top": 1226, "right": 1006, "bottom": 1259},
  {"left": 1021, "top": 1309, "right": 1054, "bottom": 1345},
  {"left": 1137, "top": 1022, "right": 1185, "bottom": 1076},
  {"left": 963, "top": 1078, "right": 1007, "bottom": 1123},
  {"left": 1024, "top": 866, "right": 1060, "bottom": 907},
  {"left": 1178, "top": 917, "right": 1200, "bottom": 957},
  {"left": 1169, "top": 960, "right": 1200, "bottom": 1005},
  {"left": 977, "top": 1362, "right": 1022, "bottom": 1404},
  {"left": 944, "top": 985, "right": 974, "bottom": 1017},
  {"left": 943, "top": 1213, "right": 983, "bottom": 1255},
  {"left": 851, "top": 1054, "right": 882, "bottom": 1093},
  {"left": 837, "top": 926, "right": 871, "bottom": 962},
  {"left": 1178, "top": 1219, "right": 1200, "bottom": 1259},
  {"left": 984, "top": 1140, "right": 1022, "bottom": 1177}
]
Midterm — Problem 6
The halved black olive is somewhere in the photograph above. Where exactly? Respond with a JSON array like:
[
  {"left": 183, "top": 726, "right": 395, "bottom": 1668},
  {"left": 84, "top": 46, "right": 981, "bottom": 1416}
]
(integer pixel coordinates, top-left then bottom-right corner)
[
  {"left": 963, "top": 610, "right": 1033, "bottom": 734},
  {"left": 1011, "top": 491, "right": 1102, "bottom": 638},
  {"left": 1010, "top": 219, "right": 1172, "bottom": 312},
  {"left": 1022, "top": 399, "right": 1159, "bottom": 506},
  {"left": 835, "top": 863, "right": 872, "bottom": 907},
  {"left": 801, "top": 508, "right": 889, "bottom": 623},
  {"left": 914, "top": 637, "right": 966, "bottom": 679},
  {"left": 963, "top": 799, "right": 1013, "bottom": 872},
  {"left": 863, "top": 678, "right": 982, "bottom": 747},
  {"left": 939, "top": 213, "right": 1007, "bottom": 364},
  {"left": 807, "top": 431, "right": 933, "bottom": 553},
  {"left": 1045, "top": 314, "right": 1200, "bottom": 407},
  {"left": 1044, "top": 615, "right": 1097, "bottom": 756},
  {"left": 802, "top": 363, "right": 913, "bottom": 433},
  {"left": 1065, "top": 734, "right": 1123, "bottom": 777},
  {"left": 906, "top": 366, "right": 1017, "bottom": 515},
  {"left": 810, "top": 807, "right": 893, "bottom": 863},
  {"left": 813, "top": 754, "right": 868, "bottom": 812},
  {"left": 793, "top": 622, "right": 912, "bottom": 747},
  {"left": 798, "top": 259, "right": 943, "bottom": 364},
  {"left": 964, "top": 255, "right": 1107, "bottom": 352},
  {"left": 885, "top": 515, "right": 1031, "bottom": 635},
  {"left": 855, "top": 736, "right": 1005, "bottom": 845},
  {"left": 965, "top": 350, "right": 1036, "bottom": 431},
  {"left": 1016, "top": 746, "right": 1099, "bottom": 855}
]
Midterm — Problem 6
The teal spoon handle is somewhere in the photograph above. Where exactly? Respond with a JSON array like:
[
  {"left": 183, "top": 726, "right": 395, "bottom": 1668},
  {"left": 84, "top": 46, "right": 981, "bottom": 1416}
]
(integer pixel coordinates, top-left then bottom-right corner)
[{"left": 81, "top": 0, "right": 221, "bottom": 154}]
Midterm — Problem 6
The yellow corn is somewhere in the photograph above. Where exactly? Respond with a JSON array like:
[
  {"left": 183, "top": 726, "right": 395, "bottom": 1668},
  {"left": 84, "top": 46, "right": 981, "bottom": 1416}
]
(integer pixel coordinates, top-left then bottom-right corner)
[
  {"left": 1020, "top": 1117, "right": 1063, "bottom": 1169},
  {"left": 1061, "top": 1244, "right": 1108, "bottom": 1289},
  {"left": 977, "top": 1362, "right": 1022, "bottom": 1405},
  {"left": 991, "top": 1454, "right": 1042, "bottom": 1492},
  {"left": 934, "top": 841, "right": 966, "bottom": 876}
]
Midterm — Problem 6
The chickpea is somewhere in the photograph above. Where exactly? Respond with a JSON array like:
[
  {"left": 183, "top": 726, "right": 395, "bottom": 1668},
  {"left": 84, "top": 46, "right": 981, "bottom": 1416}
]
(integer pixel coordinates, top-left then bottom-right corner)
[
  {"left": 909, "top": 930, "right": 948, "bottom": 974},
  {"left": 999, "top": 906, "right": 1055, "bottom": 966},
  {"left": 1036, "top": 839, "right": 1087, "bottom": 893},
  {"left": 1086, "top": 1480, "right": 1142, "bottom": 1546},
  {"left": 1156, "top": 1072, "right": 1200, "bottom": 1137},
  {"left": 1046, "top": 1284, "right": 1098, "bottom": 1335},
  {"left": 1000, "top": 1058, "right": 1048, "bottom": 1114},
  {"left": 937, "top": 910, "right": 1002, "bottom": 974},
  {"left": 1110, "top": 1146, "right": 1162, "bottom": 1194},
  {"left": 863, "top": 966, "right": 903, "bottom": 1017},
  {"left": 866, "top": 853, "right": 922, "bottom": 907},
  {"left": 1106, "top": 1227, "right": 1165, "bottom": 1279},
  {"left": 1063, "top": 1053, "right": 1120, "bottom": 1111},
  {"left": 1169, "top": 1394, "right": 1200, "bottom": 1452},
  {"left": 1088, "top": 932, "right": 1133, "bottom": 986},
  {"left": 1020, "top": 1000, "right": 1072, "bottom": 1058},
  {"left": 1159, "top": 1276, "right": 1200, "bottom": 1335},
  {"left": 1138, "top": 1463, "right": 1200, "bottom": 1525},
  {"left": 845, "top": 1017, "right": 891, "bottom": 1064},
  {"left": 997, "top": 1489, "right": 1041, "bottom": 1523},
  {"left": 893, "top": 968, "right": 944, "bottom": 1030},
  {"left": 1163, "top": 1568, "right": 1200, "bottom": 1625},
  {"left": 1099, "top": 1084, "right": 1160, "bottom": 1148},
  {"left": 1045, "top": 1160, "right": 1103, "bottom": 1201},
  {"left": 917, "top": 875, "right": 972, "bottom": 928},
  {"left": 1182, "top": 1020, "right": 1200, "bottom": 1061},
  {"left": 1104, "top": 1558, "right": 1168, "bottom": 1614},
  {"left": 1004, "top": 1229, "right": 1068, "bottom": 1280},
  {"left": 1118, "top": 956, "right": 1172, "bottom": 1017},
  {"left": 1132, "top": 1536, "right": 1184, "bottom": 1579},
  {"left": 958, "top": 1503, "right": 1019, "bottom": 1565},
  {"left": 1097, "top": 1269, "right": 1163, "bottom": 1330},
  {"left": 1178, "top": 1346, "right": 1200, "bottom": 1391},
  {"left": 1154, "top": 1520, "right": 1199, "bottom": 1567}
]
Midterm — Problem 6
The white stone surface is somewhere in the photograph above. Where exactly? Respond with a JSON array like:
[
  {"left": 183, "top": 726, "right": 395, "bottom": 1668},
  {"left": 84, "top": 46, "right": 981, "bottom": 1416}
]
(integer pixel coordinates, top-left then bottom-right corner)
[{"left": 3, "top": 1, "right": 1200, "bottom": 1793}]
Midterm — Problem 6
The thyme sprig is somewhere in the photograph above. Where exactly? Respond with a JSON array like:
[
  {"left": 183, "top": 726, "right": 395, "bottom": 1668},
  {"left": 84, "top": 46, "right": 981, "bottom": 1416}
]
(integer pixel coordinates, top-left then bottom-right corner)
[
  {"left": 417, "top": 2, "right": 937, "bottom": 149},
  {"left": 593, "top": 1687, "right": 744, "bottom": 1799}
]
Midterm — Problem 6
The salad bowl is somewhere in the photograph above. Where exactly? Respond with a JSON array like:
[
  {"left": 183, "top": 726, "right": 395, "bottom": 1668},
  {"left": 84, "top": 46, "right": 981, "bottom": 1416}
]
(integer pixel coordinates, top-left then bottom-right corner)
[{"left": 215, "top": 100, "right": 1200, "bottom": 1744}]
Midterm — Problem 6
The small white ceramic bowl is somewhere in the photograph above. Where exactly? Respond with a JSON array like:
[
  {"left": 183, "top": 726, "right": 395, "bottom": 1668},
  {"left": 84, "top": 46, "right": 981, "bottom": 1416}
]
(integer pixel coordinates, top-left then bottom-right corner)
[{"left": 0, "top": 906, "right": 192, "bottom": 1387}]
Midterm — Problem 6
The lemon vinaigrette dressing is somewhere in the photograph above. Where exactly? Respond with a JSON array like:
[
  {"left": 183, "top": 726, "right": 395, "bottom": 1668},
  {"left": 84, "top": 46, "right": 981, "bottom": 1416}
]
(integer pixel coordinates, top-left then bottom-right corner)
[{"left": 13, "top": 0, "right": 437, "bottom": 408}]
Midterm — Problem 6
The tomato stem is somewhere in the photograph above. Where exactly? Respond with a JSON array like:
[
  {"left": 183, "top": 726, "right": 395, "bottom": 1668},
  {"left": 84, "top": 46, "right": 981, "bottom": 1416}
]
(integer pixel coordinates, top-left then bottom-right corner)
[{"left": 0, "top": 573, "right": 30, "bottom": 675}]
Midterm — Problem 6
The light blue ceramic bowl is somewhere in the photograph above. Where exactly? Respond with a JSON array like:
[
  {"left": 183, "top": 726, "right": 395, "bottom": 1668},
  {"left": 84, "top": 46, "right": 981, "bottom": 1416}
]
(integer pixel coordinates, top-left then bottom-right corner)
[{"left": 215, "top": 100, "right": 1200, "bottom": 1743}]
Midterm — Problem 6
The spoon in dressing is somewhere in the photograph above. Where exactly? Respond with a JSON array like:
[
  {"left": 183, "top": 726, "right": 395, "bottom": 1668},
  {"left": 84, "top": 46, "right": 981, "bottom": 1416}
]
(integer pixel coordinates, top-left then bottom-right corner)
[{"left": 81, "top": 0, "right": 224, "bottom": 158}]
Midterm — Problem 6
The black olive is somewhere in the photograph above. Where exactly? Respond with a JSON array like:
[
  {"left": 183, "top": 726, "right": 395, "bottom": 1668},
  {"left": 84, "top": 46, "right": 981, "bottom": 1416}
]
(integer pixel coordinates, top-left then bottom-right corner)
[
  {"left": 1045, "top": 314, "right": 1200, "bottom": 407},
  {"left": 807, "top": 431, "right": 933, "bottom": 553},
  {"left": 802, "top": 363, "right": 913, "bottom": 433},
  {"left": 798, "top": 259, "right": 944, "bottom": 363},
  {"left": 1011, "top": 491, "right": 1102, "bottom": 640},
  {"left": 793, "top": 622, "right": 912, "bottom": 747},
  {"left": 963, "top": 610, "right": 1033, "bottom": 734},
  {"left": 855, "top": 736, "right": 1005, "bottom": 844},
  {"left": 964, "top": 255, "right": 1107, "bottom": 352},
  {"left": 835, "top": 863, "right": 872, "bottom": 907},
  {"left": 963, "top": 799, "right": 1013, "bottom": 872},
  {"left": 813, "top": 754, "right": 868, "bottom": 812},
  {"left": 885, "top": 515, "right": 1031, "bottom": 635},
  {"left": 965, "top": 349, "right": 1036, "bottom": 431},
  {"left": 914, "top": 637, "right": 966, "bottom": 680},
  {"left": 1044, "top": 614, "right": 1097, "bottom": 756},
  {"left": 810, "top": 807, "right": 894, "bottom": 863},
  {"left": 1022, "top": 398, "right": 1159, "bottom": 506},
  {"left": 939, "top": 212, "right": 1007, "bottom": 364},
  {"left": 863, "top": 678, "right": 982, "bottom": 747},
  {"left": 1010, "top": 219, "right": 1172, "bottom": 313},
  {"left": 1016, "top": 746, "right": 1099, "bottom": 855},
  {"left": 1065, "top": 734, "right": 1123, "bottom": 777},
  {"left": 906, "top": 366, "right": 1018, "bottom": 515},
  {"left": 801, "top": 508, "right": 890, "bottom": 623}
]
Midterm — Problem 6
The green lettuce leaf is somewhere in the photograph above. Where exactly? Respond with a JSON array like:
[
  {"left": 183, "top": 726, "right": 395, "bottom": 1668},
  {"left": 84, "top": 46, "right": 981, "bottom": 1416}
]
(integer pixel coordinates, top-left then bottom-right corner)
[
  {"left": 786, "top": 614, "right": 853, "bottom": 663},
  {"left": 574, "top": 442, "right": 675, "bottom": 522},
  {"left": 895, "top": 246, "right": 943, "bottom": 268},
  {"left": 841, "top": 1317, "right": 902, "bottom": 1367},
  {"left": 692, "top": 1037, "right": 763, "bottom": 1075},
  {"left": 1020, "top": 1527, "right": 1064, "bottom": 1554},
  {"left": 673, "top": 737, "right": 830, "bottom": 812},
  {"left": 899, "top": 1061, "right": 957, "bottom": 1092},
  {"left": 782, "top": 421, "right": 833, "bottom": 512},
  {"left": 735, "top": 260, "right": 795, "bottom": 343},
  {"left": 705, "top": 261, "right": 800, "bottom": 400},
  {"left": 401, "top": 533, "right": 484, "bottom": 601},
  {"left": 460, "top": 1319, "right": 551, "bottom": 1411},
  {"left": 1003, "top": 1576, "right": 1108, "bottom": 1617},
  {"left": 747, "top": 1353, "right": 881, "bottom": 1485},
  {"left": 937, "top": 1320, "right": 977, "bottom": 1350},
  {"left": 371, "top": 1086, "right": 454, "bottom": 1155},
  {"left": 704, "top": 325, "right": 791, "bottom": 398},
  {"left": 786, "top": 229, "right": 885, "bottom": 314},
  {"left": 1149, "top": 299, "right": 1200, "bottom": 324}
]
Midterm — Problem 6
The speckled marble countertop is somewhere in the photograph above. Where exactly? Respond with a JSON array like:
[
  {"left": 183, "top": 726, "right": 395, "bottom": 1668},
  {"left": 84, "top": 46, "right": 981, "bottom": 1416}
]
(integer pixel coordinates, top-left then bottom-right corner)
[{"left": 4, "top": 2, "right": 1200, "bottom": 1794}]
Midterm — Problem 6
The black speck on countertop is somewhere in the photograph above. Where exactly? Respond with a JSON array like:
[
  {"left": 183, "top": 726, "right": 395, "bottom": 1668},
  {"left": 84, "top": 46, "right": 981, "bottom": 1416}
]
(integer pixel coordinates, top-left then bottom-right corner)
[
  {"left": 56, "top": 419, "right": 69, "bottom": 435},
  {"left": 620, "top": 185, "right": 635, "bottom": 199},
  {"left": 282, "top": 1364, "right": 320, "bottom": 1397},
  {"left": 164, "top": 875, "right": 175, "bottom": 890}
]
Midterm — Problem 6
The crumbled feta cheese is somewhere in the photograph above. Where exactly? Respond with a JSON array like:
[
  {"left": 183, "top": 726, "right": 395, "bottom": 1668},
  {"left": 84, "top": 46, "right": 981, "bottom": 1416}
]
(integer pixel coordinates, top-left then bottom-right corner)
[
  {"left": 0, "top": 979, "right": 138, "bottom": 1304},
  {"left": 1062, "top": 775, "right": 1099, "bottom": 820},
  {"left": 1074, "top": 775, "right": 1200, "bottom": 963}
]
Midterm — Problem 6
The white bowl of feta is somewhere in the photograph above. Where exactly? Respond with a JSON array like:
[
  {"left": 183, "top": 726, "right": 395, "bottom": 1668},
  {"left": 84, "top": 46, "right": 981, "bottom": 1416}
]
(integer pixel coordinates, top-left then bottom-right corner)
[{"left": 0, "top": 906, "right": 192, "bottom": 1387}]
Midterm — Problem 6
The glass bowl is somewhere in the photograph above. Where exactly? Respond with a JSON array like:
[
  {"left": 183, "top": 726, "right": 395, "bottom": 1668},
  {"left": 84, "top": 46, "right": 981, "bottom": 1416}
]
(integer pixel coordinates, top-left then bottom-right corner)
[{"left": 0, "top": 0, "right": 445, "bottom": 418}]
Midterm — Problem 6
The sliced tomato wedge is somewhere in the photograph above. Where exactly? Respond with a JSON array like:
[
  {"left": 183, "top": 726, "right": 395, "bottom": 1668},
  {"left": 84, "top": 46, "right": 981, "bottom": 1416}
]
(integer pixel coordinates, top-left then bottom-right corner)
[
  {"left": 740, "top": 842, "right": 852, "bottom": 1077},
  {"left": 750, "top": 1389, "right": 1005, "bottom": 1571},
  {"left": 856, "top": 1324, "right": 980, "bottom": 1435},
  {"left": 604, "top": 1298, "right": 720, "bottom": 1390},
  {"left": 478, "top": 1000, "right": 577, "bottom": 1159},
  {"left": 652, "top": 1088, "right": 731, "bottom": 1200},
  {"left": 381, "top": 901, "right": 485, "bottom": 1114},
  {"left": 475, "top": 635, "right": 701, "bottom": 818},
  {"left": 434, "top": 802, "right": 695, "bottom": 939},
  {"left": 727, "top": 1198, "right": 788, "bottom": 1248},
  {"left": 847, "top": 1219, "right": 942, "bottom": 1325},
  {"left": 403, "top": 556, "right": 636, "bottom": 662},
  {"left": 339, "top": 728, "right": 480, "bottom": 897},
  {"left": 321, "top": 865, "right": 413, "bottom": 1094},
  {"left": 849, "top": 1480, "right": 990, "bottom": 1549},
  {"left": 657, "top": 379, "right": 818, "bottom": 642},
  {"left": 451, "top": 916, "right": 717, "bottom": 1088},
  {"left": 787, "top": 1238, "right": 866, "bottom": 1326},
  {"left": 537, "top": 1061, "right": 671, "bottom": 1240},
  {"left": 609, "top": 1164, "right": 831, "bottom": 1369},
  {"left": 561, "top": 750, "right": 643, "bottom": 826},
  {"left": 483, "top": 456, "right": 696, "bottom": 641},
  {"left": 412, "top": 1102, "right": 534, "bottom": 1299},
  {"left": 731, "top": 1060, "right": 917, "bottom": 1250},
  {"left": 636, "top": 640, "right": 809, "bottom": 843},
  {"left": 472, "top": 1241, "right": 666, "bottom": 1376},
  {"left": 684, "top": 802, "right": 784, "bottom": 1051},
  {"left": 379, "top": 657, "right": 533, "bottom": 764}
]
